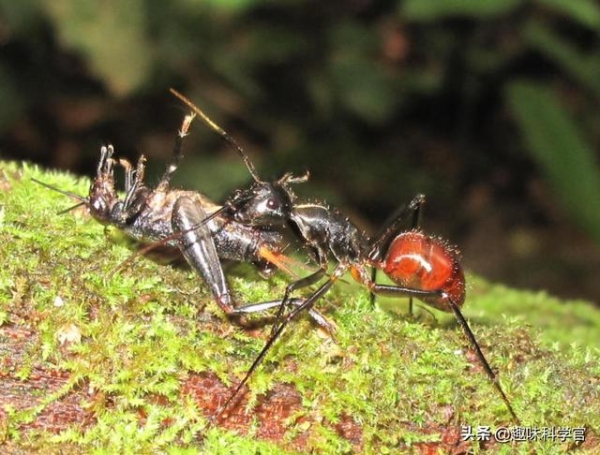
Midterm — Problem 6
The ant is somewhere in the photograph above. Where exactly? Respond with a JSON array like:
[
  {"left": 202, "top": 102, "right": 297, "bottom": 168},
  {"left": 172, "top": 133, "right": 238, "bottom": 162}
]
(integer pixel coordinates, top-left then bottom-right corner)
[
  {"left": 33, "top": 112, "right": 329, "bottom": 327},
  {"left": 170, "top": 89, "right": 520, "bottom": 424}
]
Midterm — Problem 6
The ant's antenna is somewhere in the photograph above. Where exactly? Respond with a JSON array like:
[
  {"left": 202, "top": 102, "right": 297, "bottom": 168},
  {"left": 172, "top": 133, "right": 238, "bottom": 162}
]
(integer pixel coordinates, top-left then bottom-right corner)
[{"left": 169, "top": 88, "right": 263, "bottom": 183}]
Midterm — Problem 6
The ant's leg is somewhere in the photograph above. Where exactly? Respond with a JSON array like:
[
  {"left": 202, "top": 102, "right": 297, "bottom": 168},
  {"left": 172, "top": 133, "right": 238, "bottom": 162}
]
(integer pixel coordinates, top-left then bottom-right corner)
[
  {"left": 156, "top": 113, "right": 196, "bottom": 191},
  {"left": 369, "top": 282, "right": 520, "bottom": 424},
  {"left": 405, "top": 199, "right": 423, "bottom": 315},
  {"left": 172, "top": 196, "right": 234, "bottom": 314},
  {"left": 368, "top": 194, "right": 425, "bottom": 262},
  {"left": 269, "top": 266, "right": 328, "bottom": 335},
  {"left": 444, "top": 296, "right": 520, "bottom": 424},
  {"left": 369, "top": 194, "right": 426, "bottom": 257},
  {"left": 369, "top": 194, "right": 426, "bottom": 310},
  {"left": 214, "top": 264, "right": 346, "bottom": 421},
  {"left": 232, "top": 297, "right": 336, "bottom": 335}
]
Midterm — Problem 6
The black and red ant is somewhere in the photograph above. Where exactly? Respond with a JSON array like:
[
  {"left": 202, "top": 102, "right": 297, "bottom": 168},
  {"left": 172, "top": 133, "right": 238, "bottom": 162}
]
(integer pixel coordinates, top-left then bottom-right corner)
[
  {"left": 35, "top": 91, "right": 519, "bottom": 424},
  {"left": 171, "top": 89, "right": 520, "bottom": 424}
]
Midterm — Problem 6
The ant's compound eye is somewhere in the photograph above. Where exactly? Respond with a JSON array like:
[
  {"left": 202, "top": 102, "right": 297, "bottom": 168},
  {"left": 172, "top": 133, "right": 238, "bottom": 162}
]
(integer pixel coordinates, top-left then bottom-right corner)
[{"left": 266, "top": 198, "right": 280, "bottom": 210}]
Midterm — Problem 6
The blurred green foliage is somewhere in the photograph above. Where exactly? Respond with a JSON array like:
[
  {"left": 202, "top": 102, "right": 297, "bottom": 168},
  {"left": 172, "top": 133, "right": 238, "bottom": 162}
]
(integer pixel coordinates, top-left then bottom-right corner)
[
  {"left": 43, "top": 0, "right": 152, "bottom": 96},
  {"left": 508, "top": 81, "right": 600, "bottom": 241},
  {"left": 402, "top": 0, "right": 524, "bottom": 20},
  {"left": 0, "top": 0, "right": 599, "bottom": 243}
]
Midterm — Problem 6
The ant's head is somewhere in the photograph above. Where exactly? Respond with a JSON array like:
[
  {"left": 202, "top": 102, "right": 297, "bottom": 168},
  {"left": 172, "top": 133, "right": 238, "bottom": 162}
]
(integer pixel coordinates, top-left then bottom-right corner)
[
  {"left": 169, "top": 88, "right": 311, "bottom": 225},
  {"left": 230, "top": 172, "right": 309, "bottom": 227}
]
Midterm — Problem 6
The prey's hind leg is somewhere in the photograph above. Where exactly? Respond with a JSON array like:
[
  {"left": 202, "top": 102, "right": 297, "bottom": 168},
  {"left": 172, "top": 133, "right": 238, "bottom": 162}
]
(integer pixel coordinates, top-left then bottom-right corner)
[{"left": 172, "top": 196, "right": 234, "bottom": 314}]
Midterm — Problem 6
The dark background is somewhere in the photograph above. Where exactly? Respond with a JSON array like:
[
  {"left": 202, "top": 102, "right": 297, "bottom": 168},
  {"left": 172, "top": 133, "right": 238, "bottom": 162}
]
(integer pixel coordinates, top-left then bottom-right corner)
[{"left": 1, "top": 0, "right": 599, "bottom": 303}]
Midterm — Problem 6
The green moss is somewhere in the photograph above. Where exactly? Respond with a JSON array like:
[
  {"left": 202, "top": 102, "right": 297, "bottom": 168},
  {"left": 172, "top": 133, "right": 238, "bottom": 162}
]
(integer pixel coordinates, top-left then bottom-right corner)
[{"left": 0, "top": 160, "right": 599, "bottom": 453}]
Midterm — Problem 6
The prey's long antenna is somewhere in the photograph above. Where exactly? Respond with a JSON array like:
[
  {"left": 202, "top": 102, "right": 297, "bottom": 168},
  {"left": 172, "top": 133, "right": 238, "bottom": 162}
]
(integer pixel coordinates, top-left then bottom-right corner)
[
  {"left": 169, "top": 88, "right": 262, "bottom": 183},
  {"left": 57, "top": 201, "right": 87, "bottom": 215},
  {"left": 32, "top": 178, "right": 88, "bottom": 204}
]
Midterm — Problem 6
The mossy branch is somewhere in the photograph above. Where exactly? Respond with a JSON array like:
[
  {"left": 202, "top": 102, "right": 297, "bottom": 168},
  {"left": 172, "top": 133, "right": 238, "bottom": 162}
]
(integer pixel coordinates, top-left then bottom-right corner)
[{"left": 1, "top": 161, "right": 599, "bottom": 453}]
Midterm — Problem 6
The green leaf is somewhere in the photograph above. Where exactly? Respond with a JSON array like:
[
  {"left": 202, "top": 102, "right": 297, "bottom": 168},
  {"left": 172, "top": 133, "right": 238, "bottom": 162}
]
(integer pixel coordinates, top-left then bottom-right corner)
[
  {"left": 401, "top": 0, "right": 523, "bottom": 21},
  {"left": 536, "top": 0, "right": 600, "bottom": 30},
  {"left": 524, "top": 21, "right": 600, "bottom": 97},
  {"left": 331, "top": 56, "right": 397, "bottom": 124},
  {"left": 328, "top": 23, "right": 397, "bottom": 124},
  {"left": 506, "top": 81, "right": 600, "bottom": 241},
  {"left": 0, "top": 0, "right": 44, "bottom": 35},
  {"left": 177, "top": 0, "right": 263, "bottom": 13},
  {"left": 42, "top": 0, "right": 152, "bottom": 96}
]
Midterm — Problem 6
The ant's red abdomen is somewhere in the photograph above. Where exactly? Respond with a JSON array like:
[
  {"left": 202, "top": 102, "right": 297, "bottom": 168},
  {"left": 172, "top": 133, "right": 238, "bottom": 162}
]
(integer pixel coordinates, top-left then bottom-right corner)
[{"left": 382, "top": 231, "right": 466, "bottom": 310}]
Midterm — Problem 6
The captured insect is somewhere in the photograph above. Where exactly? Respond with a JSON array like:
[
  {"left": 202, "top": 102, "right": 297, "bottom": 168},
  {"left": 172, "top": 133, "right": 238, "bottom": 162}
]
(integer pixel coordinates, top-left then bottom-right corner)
[
  {"left": 32, "top": 113, "right": 326, "bottom": 323},
  {"left": 170, "top": 89, "right": 520, "bottom": 424}
]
